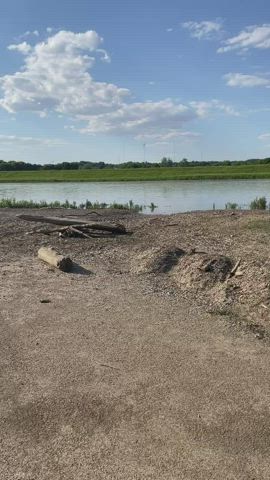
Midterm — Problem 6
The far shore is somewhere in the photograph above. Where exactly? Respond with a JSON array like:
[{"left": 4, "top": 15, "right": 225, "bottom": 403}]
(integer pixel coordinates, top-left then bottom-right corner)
[{"left": 1, "top": 164, "right": 270, "bottom": 182}]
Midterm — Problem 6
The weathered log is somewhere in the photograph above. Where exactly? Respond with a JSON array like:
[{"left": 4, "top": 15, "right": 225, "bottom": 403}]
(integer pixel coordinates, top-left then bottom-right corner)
[
  {"left": 38, "top": 247, "right": 73, "bottom": 272},
  {"left": 17, "top": 214, "right": 126, "bottom": 234}
]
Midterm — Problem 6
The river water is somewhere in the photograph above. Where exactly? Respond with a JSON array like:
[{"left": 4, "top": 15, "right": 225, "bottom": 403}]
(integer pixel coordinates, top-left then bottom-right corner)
[{"left": 0, "top": 179, "right": 270, "bottom": 214}]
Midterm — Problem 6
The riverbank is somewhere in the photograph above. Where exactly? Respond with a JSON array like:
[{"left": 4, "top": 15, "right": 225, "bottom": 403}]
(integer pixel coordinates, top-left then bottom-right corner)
[
  {"left": 1, "top": 208, "right": 270, "bottom": 479},
  {"left": 2, "top": 163, "right": 270, "bottom": 182},
  {"left": 2, "top": 207, "right": 268, "bottom": 329}
]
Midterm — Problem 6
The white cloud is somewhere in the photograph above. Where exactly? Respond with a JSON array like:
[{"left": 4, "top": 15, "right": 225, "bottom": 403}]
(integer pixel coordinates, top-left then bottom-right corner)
[
  {"left": 96, "top": 48, "right": 111, "bottom": 63},
  {"left": 78, "top": 98, "right": 237, "bottom": 138},
  {"left": 182, "top": 20, "right": 222, "bottom": 39},
  {"left": 218, "top": 24, "right": 270, "bottom": 53},
  {"left": 166, "top": 28, "right": 173, "bottom": 32},
  {"left": 224, "top": 73, "right": 270, "bottom": 87},
  {"left": 258, "top": 133, "right": 270, "bottom": 141},
  {"left": 1, "top": 30, "right": 129, "bottom": 116},
  {"left": 0, "top": 29, "right": 239, "bottom": 142},
  {"left": 0, "top": 135, "right": 64, "bottom": 147},
  {"left": 190, "top": 100, "right": 239, "bottom": 117},
  {"left": 8, "top": 42, "right": 32, "bottom": 55},
  {"left": 16, "top": 30, "right": 39, "bottom": 40},
  {"left": 78, "top": 99, "right": 198, "bottom": 136}
]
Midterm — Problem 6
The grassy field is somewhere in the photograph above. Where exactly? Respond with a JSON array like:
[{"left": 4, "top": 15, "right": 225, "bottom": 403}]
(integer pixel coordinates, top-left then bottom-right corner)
[{"left": 1, "top": 164, "right": 270, "bottom": 182}]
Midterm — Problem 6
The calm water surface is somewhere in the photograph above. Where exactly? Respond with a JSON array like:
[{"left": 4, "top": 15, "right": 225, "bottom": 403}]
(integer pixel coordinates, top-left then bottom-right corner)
[{"left": 1, "top": 179, "right": 270, "bottom": 214}]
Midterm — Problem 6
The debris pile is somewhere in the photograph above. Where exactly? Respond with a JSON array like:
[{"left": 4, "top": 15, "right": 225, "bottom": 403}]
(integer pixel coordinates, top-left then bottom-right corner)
[{"left": 17, "top": 213, "right": 127, "bottom": 238}]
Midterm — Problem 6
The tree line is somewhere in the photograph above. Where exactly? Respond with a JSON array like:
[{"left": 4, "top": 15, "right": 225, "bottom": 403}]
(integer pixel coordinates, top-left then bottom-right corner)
[{"left": 1, "top": 157, "right": 270, "bottom": 171}]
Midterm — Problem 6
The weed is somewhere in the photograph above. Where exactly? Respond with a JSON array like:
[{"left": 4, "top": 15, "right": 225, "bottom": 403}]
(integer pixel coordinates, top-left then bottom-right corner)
[{"left": 250, "top": 196, "right": 267, "bottom": 210}]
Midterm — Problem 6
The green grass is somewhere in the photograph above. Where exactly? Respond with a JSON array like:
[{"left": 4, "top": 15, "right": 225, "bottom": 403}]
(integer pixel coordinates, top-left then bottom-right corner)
[
  {"left": 0, "top": 198, "right": 144, "bottom": 212},
  {"left": 2, "top": 164, "right": 270, "bottom": 182}
]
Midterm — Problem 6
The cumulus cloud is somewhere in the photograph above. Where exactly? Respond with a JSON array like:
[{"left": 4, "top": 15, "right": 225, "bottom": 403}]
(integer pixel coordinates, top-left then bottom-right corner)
[
  {"left": 190, "top": 100, "right": 239, "bottom": 117},
  {"left": 218, "top": 24, "right": 270, "bottom": 53},
  {"left": 182, "top": 20, "right": 223, "bottom": 39},
  {"left": 8, "top": 41, "right": 32, "bottom": 55},
  {"left": 78, "top": 99, "right": 198, "bottom": 136},
  {"left": 224, "top": 73, "right": 270, "bottom": 87},
  {"left": 0, "top": 29, "right": 239, "bottom": 142},
  {"left": 0, "top": 30, "right": 129, "bottom": 116},
  {"left": 77, "top": 98, "right": 237, "bottom": 139}
]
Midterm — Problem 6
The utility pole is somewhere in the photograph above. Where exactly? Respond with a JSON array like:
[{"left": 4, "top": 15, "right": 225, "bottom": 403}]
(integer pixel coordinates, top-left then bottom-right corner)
[
  {"left": 172, "top": 141, "right": 175, "bottom": 162},
  {"left": 143, "top": 143, "right": 146, "bottom": 163}
]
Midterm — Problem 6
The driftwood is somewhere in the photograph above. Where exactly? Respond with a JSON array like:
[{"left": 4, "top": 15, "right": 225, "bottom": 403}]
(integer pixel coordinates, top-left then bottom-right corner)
[
  {"left": 17, "top": 214, "right": 126, "bottom": 234},
  {"left": 68, "top": 226, "right": 92, "bottom": 239},
  {"left": 38, "top": 247, "right": 73, "bottom": 272},
  {"left": 28, "top": 226, "right": 92, "bottom": 237}
]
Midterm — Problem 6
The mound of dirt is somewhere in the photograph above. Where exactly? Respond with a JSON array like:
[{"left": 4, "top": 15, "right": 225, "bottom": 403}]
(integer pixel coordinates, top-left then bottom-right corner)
[
  {"left": 131, "top": 246, "right": 185, "bottom": 274},
  {"left": 173, "top": 253, "right": 233, "bottom": 289},
  {"left": 171, "top": 253, "right": 234, "bottom": 308}
]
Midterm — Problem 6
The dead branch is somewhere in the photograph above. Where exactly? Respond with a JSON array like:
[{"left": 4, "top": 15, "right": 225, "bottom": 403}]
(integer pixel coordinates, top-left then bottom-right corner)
[
  {"left": 69, "top": 226, "right": 92, "bottom": 239},
  {"left": 17, "top": 214, "right": 127, "bottom": 234},
  {"left": 230, "top": 259, "right": 241, "bottom": 277}
]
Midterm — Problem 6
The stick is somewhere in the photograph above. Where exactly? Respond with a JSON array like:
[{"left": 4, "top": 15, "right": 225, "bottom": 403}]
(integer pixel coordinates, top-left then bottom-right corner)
[
  {"left": 163, "top": 223, "right": 179, "bottom": 227},
  {"left": 17, "top": 214, "right": 126, "bottom": 234},
  {"left": 69, "top": 226, "right": 92, "bottom": 239},
  {"left": 38, "top": 247, "right": 73, "bottom": 272},
  {"left": 98, "top": 363, "right": 121, "bottom": 370},
  {"left": 230, "top": 259, "right": 241, "bottom": 277}
]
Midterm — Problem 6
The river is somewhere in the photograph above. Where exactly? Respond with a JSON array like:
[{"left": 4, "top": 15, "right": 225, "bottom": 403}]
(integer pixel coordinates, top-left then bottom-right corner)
[{"left": 0, "top": 179, "right": 270, "bottom": 214}]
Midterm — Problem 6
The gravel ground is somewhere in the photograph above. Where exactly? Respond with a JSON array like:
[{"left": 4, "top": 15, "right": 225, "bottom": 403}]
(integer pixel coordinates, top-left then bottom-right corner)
[{"left": 1, "top": 208, "right": 270, "bottom": 479}]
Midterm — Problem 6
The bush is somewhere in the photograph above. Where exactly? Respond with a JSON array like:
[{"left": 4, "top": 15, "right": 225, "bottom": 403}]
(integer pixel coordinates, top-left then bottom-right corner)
[
  {"left": 250, "top": 196, "right": 267, "bottom": 210},
  {"left": 225, "top": 202, "right": 238, "bottom": 210}
]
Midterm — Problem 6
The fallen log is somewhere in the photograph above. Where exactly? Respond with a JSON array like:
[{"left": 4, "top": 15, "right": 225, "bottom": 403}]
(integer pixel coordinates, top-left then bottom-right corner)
[
  {"left": 38, "top": 247, "right": 73, "bottom": 272},
  {"left": 17, "top": 214, "right": 127, "bottom": 234}
]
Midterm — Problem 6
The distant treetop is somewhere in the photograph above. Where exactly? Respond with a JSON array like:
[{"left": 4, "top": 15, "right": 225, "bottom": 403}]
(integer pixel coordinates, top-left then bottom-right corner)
[{"left": 0, "top": 157, "right": 270, "bottom": 171}]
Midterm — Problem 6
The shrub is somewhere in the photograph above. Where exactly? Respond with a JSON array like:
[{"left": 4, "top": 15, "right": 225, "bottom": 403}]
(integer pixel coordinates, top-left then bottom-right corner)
[
  {"left": 225, "top": 202, "right": 238, "bottom": 210},
  {"left": 250, "top": 196, "right": 267, "bottom": 210}
]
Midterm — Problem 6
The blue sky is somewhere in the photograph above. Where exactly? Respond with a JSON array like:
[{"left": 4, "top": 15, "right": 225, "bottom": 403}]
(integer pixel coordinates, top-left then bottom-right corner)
[{"left": 0, "top": 0, "right": 270, "bottom": 164}]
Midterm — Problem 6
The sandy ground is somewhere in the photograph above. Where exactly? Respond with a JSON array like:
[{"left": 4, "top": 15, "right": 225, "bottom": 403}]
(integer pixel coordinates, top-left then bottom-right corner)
[{"left": 1, "top": 208, "right": 270, "bottom": 479}]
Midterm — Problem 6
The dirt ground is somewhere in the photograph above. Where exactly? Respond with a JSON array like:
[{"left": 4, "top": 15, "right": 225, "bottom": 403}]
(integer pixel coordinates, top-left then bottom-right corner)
[{"left": 1, "top": 208, "right": 270, "bottom": 479}]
